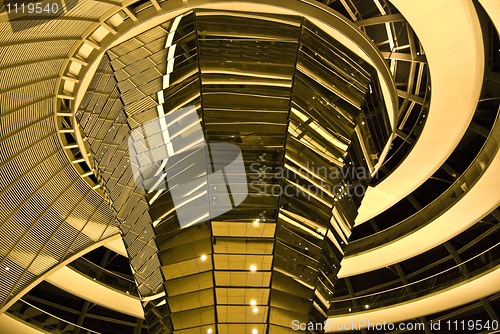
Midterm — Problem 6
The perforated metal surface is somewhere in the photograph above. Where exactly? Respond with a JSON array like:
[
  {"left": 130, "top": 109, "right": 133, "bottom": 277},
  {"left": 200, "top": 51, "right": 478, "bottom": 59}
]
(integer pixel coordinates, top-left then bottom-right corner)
[{"left": 0, "top": 0, "right": 123, "bottom": 312}]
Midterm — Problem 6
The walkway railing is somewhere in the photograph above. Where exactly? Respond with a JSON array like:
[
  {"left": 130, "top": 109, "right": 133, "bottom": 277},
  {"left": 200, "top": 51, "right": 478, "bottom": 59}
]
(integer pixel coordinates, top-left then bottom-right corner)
[
  {"left": 7, "top": 298, "right": 101, "bottom": 334},
  {"left": 68, "top": 257, "right": 138, "bottom": 297},
  {"left": 330, "top": 238, "right": 500, "bottom": 314}
]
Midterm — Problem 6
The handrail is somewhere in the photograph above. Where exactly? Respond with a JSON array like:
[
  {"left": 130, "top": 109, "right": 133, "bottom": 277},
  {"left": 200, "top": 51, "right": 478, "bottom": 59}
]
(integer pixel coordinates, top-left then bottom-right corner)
[
  {"left": 77, "top": 257, "right": 135, "bottom": 284},
  {"left": 68, "top": 257, "right": 138, "bottom": 297},
  {"left": 330, "top": 236, "right": 500, "bottom": 314},
  {"left": 8, "top": 298, "right": 101, "bottom": 334}
]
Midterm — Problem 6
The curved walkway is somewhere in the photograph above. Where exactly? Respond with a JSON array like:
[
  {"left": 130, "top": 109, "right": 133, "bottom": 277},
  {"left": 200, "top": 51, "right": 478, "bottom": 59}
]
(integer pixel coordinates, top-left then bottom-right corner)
[
  {"left": 0, "top": 313, "right": 45, "bottom": 334},
  {"left": 45, "top": 266, "right": 143, "bottom": 318},
  {"left": 340, "top": 125, "right": 500, "bottom": 277},
  {"left": 355, "top": 0, "right": 484, "bottom": 225},
  {"left": 328, "top": 264, "right": 500, "bottom": 331}
]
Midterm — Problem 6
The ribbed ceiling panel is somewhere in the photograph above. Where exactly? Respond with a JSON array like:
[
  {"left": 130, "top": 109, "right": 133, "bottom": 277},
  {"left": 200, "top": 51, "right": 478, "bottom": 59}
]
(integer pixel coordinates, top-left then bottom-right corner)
[
  {"left": 0, "top": 0, "right": 121, "bottom": 311},
  {"left": 0, "top": 39, "right": 74, "bottom": 67},
  {"left": 0, "top": 20, "right": 88, "bottom": 44}
]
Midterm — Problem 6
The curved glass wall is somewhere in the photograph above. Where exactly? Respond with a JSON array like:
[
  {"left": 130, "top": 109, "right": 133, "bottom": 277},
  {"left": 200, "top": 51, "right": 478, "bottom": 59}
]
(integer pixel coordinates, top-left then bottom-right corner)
[{"left": 78, "top": 8, "right": 393, "bottom": 334}]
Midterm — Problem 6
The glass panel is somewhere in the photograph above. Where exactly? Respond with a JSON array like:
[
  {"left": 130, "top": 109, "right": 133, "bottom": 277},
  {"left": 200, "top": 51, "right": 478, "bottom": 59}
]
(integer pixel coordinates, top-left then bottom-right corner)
[{"left": 168, "top": 289, "right": 214, "bottom": 312}]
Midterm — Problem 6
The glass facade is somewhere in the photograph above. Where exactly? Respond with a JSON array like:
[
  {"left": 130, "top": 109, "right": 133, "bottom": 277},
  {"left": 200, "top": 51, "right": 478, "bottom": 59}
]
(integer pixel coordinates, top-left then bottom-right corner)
[{"left": 78, "top": 9, "right": 390, "bottom": 334}]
